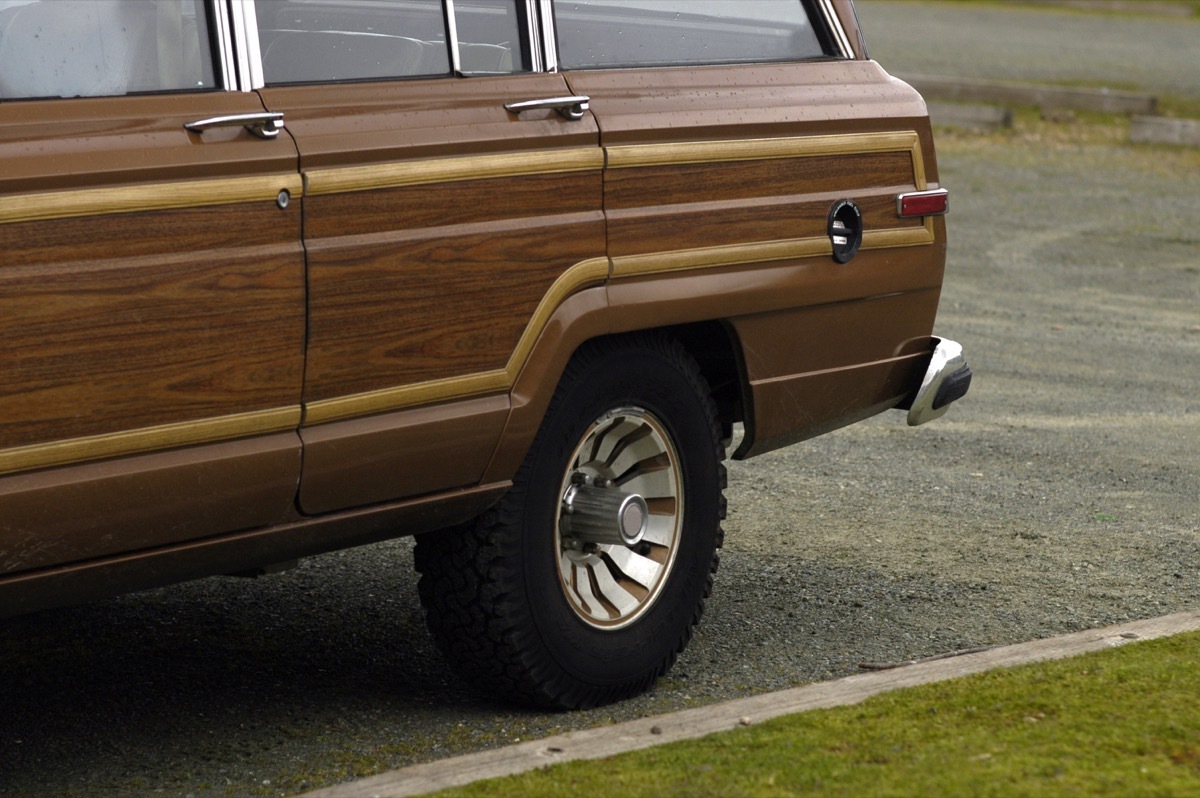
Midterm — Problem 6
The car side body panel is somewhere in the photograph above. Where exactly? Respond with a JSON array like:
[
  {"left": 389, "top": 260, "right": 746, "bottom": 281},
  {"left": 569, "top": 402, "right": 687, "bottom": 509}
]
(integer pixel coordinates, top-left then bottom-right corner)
[
  {"left": 256, "top": 75, "right": 607, "bottom": 513},
  {"left": 0, "top": 92, "right": 306, "bottom": 576},
  {"left": 0, "top": 0, "right": 967, "bottom": 621},
  {"left": 555, "top": 61, "right": 945, "bottom": 457}
]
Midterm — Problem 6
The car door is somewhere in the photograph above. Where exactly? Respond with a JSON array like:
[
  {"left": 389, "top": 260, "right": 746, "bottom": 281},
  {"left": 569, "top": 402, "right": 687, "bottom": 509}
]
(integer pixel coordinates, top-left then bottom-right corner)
[
  {"left": 251, "top": 0, "right": 605, "bottom": 513},
  {"left": 551, "top": 0, "right": 949, "bottom": 456},
  {"left": 0, "top": 0, "right": 305, "bottom": 580}
]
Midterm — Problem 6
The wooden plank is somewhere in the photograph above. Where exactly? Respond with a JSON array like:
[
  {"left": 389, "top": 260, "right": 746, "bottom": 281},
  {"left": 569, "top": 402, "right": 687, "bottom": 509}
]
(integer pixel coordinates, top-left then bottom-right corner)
[{"left": 301, "top": 611, "right": 1200, "bottom": 798}]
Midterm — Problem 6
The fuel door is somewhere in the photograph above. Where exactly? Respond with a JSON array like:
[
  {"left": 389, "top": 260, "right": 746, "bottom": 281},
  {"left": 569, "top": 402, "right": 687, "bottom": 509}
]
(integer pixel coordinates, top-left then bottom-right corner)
[{"left": 828, "top": 199, "right": 863, "bottom": 264}]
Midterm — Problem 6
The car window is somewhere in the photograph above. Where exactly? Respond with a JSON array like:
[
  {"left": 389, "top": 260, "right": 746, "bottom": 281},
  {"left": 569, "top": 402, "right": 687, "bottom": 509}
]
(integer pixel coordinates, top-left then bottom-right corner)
[
  {"left": 0, "top": 0, "right": 216, "bottom": 100},
  {"left": 256, "top": 0, "right": 530, "bottom": 85},
  {"left": 454, "top": 0, "right": 532, "bottom": 74},
  {"left": 552, "top": 0, "right": 829, "bottom": 70}
]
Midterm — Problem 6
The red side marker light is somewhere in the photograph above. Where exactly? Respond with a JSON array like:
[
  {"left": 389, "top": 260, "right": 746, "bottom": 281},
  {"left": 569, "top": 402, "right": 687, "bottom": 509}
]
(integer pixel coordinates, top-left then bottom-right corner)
[{"left": 897, "top": 188, "right": 949, "bottom": 218}]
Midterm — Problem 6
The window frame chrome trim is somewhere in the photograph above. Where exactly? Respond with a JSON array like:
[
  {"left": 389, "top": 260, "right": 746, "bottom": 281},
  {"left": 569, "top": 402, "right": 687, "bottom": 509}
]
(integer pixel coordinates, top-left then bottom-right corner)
[
  {"left": 445, "top": 0, "right": 464, "bottom": 75},
  {"left": 815, "top": 0, "right": 854, "bottom": 59},
  {"left": 539, "top": 0, "right": 558, "bottom": 72},
  {"left": 217, "top": 0, "right": 262, "bottom": 91},
  {"left": 524, "top": 0, "right": 545, "bottom": 73},
  {"left": 211, "top": 0, "right": 241, "bottom": 90},
  {"left": 232, "top": 0, "right": 266, "bottom": 90}
]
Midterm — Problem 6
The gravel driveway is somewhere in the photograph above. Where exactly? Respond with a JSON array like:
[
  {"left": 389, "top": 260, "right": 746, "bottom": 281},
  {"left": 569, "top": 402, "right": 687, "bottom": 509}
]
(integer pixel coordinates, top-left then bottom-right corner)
[{"left": 2, "top": 5, "right": 1197, "bottom": 797}]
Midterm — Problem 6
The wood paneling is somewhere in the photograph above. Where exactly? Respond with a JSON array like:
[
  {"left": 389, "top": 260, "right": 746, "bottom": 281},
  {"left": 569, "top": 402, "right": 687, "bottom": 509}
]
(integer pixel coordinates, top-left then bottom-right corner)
[
  {"left": 0, "top": 203, "right": 305, "bottom": 449},
  {"left": 303, "top": 170, "right": 597, "bottom": 237},
  {"left": 607, "top": 193, "right": 921, "bottom": 258},
  {"left": 605, "top": 152, "right": 915, "bottom": 209},
  {"left": 303, "top": 172, "right": 604, "bottom": 402}
]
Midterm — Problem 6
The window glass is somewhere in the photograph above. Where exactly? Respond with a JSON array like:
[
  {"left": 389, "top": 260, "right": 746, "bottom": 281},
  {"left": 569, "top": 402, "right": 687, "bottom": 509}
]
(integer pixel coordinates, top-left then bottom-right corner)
[
  {"left": 256, "top": 0, "right": 530, "bottom": 85},
  {"left": 0, "top": 0, "right": 216, "bottom": 100},
  {"left": 553, "top": 0, "right": 828, "bottom": 70},
  {"left": 454, "top": 0, "right": 531, "bottom": 74}
]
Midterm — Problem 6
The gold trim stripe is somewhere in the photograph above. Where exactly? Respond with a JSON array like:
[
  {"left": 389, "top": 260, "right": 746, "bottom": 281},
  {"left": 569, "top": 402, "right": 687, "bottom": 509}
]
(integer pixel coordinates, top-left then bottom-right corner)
[
  {"left": 610, "top": 225, "right": 934, "bottom": 279},
  {"left": 0, "top": 407, "right": 302, "bottom": 477},
  {"left": 0, "top": 175, "right": 304, "bottom": 225},
  {"left": 613, "top": 238, "right": 830, "bottom": 277},
  {"left": 866, "top": 219, "right": 937, "bottom": 250},
  {"left": 304, "top": 147, "right": 604, "bottom": 196},
  {"left": 303, "top": 256, "right": 612, "bottom": 424}
]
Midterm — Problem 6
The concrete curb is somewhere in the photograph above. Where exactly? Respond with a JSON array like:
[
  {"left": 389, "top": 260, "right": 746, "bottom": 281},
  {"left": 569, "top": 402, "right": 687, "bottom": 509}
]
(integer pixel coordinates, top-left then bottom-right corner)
[
  {"left": 300, "top": 611, "right": 1200, "bottom": 798},
  {"left": 1023, "top": 0, "right": 1197, "bottom": 15},
  {"left": 928, "top": 102, "right": 1013, "bottom": 131},
  {"left": 906, "top": 75, "right": 1198, "bottom": 147},
  {"left": 901, "top": 73, "right": 1157, "bottom": 115},
  {"left": 1131, "top": 115, "right": 1200, "bottom": 146}
]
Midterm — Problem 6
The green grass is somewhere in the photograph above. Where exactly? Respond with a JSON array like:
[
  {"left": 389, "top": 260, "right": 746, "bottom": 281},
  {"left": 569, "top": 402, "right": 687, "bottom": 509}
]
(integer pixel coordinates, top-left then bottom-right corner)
[{"left": 434, "top": 631, "right": 1200, "bottom": 797}]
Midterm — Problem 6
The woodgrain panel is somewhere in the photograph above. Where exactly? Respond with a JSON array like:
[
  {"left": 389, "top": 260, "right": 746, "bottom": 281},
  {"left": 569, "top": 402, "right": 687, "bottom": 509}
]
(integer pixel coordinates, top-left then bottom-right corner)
[
  {"left": 606, "top": 193, "right": 921, "bottom": 258},
  {"left": 304, "top": 171, "right": 598, "bottom": 239},
  {"left": 605, "top": 152, "right": 915, "bottom": 210},
  {"left": 303, "top": 172, "right": 604, "bottom": 404},
  {"left": 3, "top": 200, "right": 297, "bottom": 262},
  {"left": 0, "top": 203, "right": 305, "bottom": 449}
]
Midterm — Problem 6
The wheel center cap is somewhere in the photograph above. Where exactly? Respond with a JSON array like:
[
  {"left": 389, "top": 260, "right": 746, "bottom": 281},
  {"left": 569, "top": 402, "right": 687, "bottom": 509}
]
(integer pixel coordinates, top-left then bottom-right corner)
[{"left": 562, "top": 481, "right": 648, "bottom": 547}]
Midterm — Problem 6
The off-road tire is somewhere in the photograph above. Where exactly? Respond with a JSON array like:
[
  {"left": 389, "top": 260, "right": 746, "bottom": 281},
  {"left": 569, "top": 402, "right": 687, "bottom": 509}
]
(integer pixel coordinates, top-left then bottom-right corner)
[{"left": 414, "top": 333, "right": 726, "bottom": 709}]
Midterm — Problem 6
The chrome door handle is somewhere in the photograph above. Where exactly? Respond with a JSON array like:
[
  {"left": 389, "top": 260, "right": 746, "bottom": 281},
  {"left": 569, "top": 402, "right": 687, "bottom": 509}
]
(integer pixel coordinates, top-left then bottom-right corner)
[
  {"left": 185, "top": 112, "right": 285, "bottom": 139},
  {"left": 504, "top": 96, "right": 590, "bottom": 121}
]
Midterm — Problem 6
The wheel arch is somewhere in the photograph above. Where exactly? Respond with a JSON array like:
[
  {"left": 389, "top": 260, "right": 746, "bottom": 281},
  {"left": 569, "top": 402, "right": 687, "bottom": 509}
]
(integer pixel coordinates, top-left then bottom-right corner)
[{"left": 480, "top": 289, "right": 750, "bottom": 486}]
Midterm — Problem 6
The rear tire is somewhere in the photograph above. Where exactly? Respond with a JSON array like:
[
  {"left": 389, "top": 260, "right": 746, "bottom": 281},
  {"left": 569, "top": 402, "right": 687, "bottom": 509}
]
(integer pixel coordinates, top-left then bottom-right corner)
[{"left": 414, "top": 333, "right": 726, "bottom": 708}]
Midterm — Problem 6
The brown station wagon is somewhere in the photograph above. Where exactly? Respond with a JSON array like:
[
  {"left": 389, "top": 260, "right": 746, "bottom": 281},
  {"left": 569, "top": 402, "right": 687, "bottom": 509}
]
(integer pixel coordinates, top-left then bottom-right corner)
[{"left": 0, "top": 0, "right": 970, "bottom": 708}]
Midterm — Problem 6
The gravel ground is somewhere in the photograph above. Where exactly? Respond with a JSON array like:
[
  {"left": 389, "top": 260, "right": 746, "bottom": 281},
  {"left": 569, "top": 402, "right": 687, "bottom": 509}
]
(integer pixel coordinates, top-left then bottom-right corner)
[{"left": 2, "top": 5, "right": 1198, "bottom": 798}]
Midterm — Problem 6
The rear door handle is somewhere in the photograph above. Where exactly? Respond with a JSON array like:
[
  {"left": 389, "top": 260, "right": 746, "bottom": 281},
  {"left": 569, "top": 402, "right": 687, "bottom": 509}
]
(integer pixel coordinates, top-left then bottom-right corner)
[
  {"left": 504, "top": 96, "right": 590, "bottom": 121},
  {"left": 185, "top": 112, "right": 285, "bottom": 139}
]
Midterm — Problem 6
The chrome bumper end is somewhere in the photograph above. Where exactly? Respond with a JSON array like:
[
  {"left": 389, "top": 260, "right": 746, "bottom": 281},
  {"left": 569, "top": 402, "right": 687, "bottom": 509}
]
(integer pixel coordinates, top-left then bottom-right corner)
[{"left": 905, "top": 337, "right": 972, "bottom": 426}]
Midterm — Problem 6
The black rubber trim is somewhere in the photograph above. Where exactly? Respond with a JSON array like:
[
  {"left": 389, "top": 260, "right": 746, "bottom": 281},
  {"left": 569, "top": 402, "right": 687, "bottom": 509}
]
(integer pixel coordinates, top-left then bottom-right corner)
[{"left": 933, "top": 365, "right": 973, "bottom": 410}]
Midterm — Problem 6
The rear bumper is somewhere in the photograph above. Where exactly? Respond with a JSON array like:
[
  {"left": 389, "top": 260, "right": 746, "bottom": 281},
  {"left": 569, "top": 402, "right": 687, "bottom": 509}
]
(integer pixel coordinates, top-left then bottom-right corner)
[{"left": 903, "top": 337, "right": 972, "bottom": 426}]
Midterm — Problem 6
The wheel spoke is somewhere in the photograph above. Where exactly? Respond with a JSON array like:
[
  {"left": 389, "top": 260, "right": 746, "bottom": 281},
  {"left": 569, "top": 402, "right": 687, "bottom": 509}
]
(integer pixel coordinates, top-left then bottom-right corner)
[
  {"left": 606, "top": 427, "right": 664, "bottom": 482},
  {"left": 571, "top": 561, "right": 610, "bottom": 621},
  {"left": 640, "top": 512, "right": 677, "bottom": 546},
  {"left": 618, "top": 463, "right": 675, "bottom": 499},
  {"left": 605, "top": 545, "right": 662, "bottom": 589},
  {"left": 587, "top": 417, "right": 642, "bottom": 467},
  {"left": 590, "top": 564, "right": 640, "bottom": 617}
]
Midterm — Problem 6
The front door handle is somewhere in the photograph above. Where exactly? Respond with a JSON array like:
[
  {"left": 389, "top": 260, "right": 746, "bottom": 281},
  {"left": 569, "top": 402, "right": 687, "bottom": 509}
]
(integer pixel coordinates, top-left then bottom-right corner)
[
  {"left": 504, "top": 96, "right": 590, "bottom": 121},
  {"left": 185, "top": 112, "right": 285, "bottom": 139}
]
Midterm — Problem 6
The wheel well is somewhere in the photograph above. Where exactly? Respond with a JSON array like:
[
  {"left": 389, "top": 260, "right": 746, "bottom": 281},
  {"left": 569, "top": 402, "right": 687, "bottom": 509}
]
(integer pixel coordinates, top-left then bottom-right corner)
[
  {"left": 485, "top": 319, "right": 751, "bottom": 486},
  {"left": 660, "top": 321, "right": 747, "bottom": 445}
]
